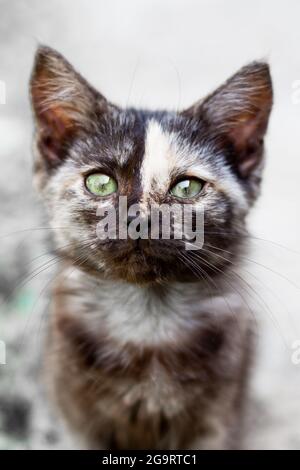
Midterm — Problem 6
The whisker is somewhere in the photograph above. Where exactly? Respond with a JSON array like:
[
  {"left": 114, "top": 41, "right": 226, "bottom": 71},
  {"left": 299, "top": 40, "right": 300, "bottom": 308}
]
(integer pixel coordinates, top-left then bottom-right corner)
[
  {"left": 203, "top": 228, "right": 300, "bottom": 256},
  {"left": 178, "top": 249, "right": 247, "bottom": 335},
  {"left": 0, "top": 226, "right": 79, "bottom": 240},
  {"left": 204, "top": 242, "right": 300, "bottom": 290},
  {"left": 184, "top": 244, "right": 290, "bottom": 347},
  {"left": 0, "top": 239, "right": 95, "bottom": 309},
  {"left": 5, "top": 246, "right": 96, "bottom": 388},
  {"left": 201, "top": 245, "right": 300, "bottom": 339}
]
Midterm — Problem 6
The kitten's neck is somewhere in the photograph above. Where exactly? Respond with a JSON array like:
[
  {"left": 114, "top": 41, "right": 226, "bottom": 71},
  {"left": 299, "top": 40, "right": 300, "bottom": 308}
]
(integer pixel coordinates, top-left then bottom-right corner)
[{"left": 54, "top": 263, "right": 246, "bottom": 347}]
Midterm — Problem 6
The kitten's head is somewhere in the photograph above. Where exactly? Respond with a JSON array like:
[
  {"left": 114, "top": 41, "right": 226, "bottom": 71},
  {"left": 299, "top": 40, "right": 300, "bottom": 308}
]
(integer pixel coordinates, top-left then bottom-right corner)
[{"left": 30, "top": 46, "right": 272, "bottom": 284}]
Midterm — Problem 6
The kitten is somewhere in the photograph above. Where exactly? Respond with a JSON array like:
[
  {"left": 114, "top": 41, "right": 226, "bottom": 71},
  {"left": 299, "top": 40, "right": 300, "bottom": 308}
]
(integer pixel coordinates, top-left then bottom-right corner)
[{"left": 30, "top": 46, "right": 272, "bottom": 449}]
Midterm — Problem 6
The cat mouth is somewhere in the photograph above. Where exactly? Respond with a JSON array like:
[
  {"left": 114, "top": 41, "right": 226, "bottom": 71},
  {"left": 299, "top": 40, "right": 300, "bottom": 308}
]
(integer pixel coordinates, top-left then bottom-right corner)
[
  {"left": 97, "top": 237, "right": 234, "bottom": 285},
  {"left": 101, "top": 241, "right": 172, "bottom": 284}
]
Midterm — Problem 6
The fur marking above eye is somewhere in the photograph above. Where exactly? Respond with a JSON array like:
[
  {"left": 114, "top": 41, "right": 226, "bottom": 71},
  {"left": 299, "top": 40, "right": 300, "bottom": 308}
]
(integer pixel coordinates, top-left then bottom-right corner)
[{"left": 141, "top": 120, "right": 175, "bottom": 194}]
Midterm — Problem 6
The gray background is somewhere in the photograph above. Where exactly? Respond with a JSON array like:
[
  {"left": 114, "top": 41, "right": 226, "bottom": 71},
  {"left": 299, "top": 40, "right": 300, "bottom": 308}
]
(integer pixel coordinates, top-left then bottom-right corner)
[{"left": 0, "top": 0, "right": 300, "bottom": 449}]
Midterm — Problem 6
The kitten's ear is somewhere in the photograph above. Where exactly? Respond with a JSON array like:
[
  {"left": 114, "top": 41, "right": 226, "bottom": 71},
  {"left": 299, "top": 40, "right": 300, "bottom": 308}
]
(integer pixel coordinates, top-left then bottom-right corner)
[
  {"left": 182, "top": 62, "right": 273, "bottom": 178},
  {"left": 30, "top": 46, "right": 113, "bottom": 168}
]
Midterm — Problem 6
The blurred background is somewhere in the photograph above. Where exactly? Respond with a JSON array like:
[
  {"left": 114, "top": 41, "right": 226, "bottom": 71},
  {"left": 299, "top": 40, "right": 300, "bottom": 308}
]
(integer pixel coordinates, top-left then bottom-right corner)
[{"left": 0, "top": 0, "right": 300, "bottom": 449}]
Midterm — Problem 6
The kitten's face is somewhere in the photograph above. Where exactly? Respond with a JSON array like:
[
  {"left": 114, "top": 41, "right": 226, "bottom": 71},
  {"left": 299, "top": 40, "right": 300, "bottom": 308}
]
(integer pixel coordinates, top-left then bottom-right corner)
[{"left": 30, "top": 47, "right": 272, "bottom": 284}]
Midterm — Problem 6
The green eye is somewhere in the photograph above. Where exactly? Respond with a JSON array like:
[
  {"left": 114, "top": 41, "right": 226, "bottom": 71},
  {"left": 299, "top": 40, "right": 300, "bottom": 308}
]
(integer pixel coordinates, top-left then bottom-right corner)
[
  {"left": 170, "top": 178, "right": 203, "bottom": 199},
  {"left": 85, "top": 173, "right": 117, "bottom": 196}
]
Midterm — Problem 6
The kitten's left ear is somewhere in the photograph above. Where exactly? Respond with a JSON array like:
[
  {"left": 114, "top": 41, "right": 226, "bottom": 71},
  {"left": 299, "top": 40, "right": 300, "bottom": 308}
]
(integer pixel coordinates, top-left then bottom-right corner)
[{"left": 182, "top": 62, "right": 273, "bottom": 178}]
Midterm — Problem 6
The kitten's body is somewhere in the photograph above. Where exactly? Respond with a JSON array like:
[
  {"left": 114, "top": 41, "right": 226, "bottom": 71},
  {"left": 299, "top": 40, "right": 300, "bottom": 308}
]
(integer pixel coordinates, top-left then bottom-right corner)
[
  {"left": 30, "top": 47, "right": 272, "bottom": 449},
  {"left": 47, "top": 267, "right": 252, "bottom": 449}
]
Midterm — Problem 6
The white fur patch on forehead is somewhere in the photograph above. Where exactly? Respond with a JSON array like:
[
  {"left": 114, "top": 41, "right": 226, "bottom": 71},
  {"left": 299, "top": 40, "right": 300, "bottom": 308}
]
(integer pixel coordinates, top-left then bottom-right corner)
[{"left": 141, "top": 120, "right": 175, "bottom": 194}]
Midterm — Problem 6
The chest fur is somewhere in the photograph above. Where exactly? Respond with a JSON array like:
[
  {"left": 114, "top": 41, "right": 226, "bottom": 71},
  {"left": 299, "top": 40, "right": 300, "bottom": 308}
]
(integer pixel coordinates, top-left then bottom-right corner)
[{"left": 46, "top": 268, "right": 250, "bottom": 448}]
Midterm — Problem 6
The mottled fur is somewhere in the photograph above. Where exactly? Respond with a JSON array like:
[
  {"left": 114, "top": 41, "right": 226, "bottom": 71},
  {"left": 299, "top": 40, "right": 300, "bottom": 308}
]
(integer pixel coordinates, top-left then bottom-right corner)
[{"left": 30, "top": 46, "right": 272, "bottom": 449}]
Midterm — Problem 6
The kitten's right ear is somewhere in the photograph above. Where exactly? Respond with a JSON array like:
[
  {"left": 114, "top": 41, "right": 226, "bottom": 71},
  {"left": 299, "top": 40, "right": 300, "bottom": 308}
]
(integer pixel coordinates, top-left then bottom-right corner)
[{"left": 30, "top": 46, "right": 113, "bottom": 168}]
